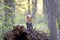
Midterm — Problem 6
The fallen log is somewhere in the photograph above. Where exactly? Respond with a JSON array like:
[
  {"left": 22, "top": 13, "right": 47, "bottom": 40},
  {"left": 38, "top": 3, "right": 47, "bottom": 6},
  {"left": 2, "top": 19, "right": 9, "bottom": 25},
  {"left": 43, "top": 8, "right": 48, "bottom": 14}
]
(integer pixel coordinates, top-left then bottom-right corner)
[{"left": 3, "top": 25, "right": 49, "bottom": 40}]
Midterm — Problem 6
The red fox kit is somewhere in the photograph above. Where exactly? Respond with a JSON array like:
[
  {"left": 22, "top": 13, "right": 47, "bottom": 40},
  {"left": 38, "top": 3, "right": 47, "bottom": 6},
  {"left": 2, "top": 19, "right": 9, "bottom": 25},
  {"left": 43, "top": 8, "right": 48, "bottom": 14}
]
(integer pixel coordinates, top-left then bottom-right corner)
[{"left": 26, "top": 14, "right": 33, "bottom": 29}]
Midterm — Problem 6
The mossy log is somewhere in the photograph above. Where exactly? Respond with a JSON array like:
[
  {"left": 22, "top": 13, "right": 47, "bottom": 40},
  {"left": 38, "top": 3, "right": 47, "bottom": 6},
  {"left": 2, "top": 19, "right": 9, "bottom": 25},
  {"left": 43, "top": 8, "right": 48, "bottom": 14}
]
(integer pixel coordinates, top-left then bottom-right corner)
[{"left": 3, "top": 25, "right": 49, "bottom": 40}]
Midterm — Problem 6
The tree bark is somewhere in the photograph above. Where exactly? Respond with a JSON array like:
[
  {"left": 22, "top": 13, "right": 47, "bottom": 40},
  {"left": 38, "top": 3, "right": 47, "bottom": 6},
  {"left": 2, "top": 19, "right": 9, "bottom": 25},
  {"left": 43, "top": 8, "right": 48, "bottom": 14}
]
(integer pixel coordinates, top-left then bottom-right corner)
[
  {"left": 32, "top": 0, "right": 37, "bottom": 17},
  {"left": 57, "top": 0, "right": 60, "bottom": 39},
  {"left": 32, "top": 0, "right": 37, "bottom": 24},
  {"left": 43, "top": 0, "right": 58, "bottom": 40},
  {"left": 28, "top": 0, "right": 31, "bottom": 14}
]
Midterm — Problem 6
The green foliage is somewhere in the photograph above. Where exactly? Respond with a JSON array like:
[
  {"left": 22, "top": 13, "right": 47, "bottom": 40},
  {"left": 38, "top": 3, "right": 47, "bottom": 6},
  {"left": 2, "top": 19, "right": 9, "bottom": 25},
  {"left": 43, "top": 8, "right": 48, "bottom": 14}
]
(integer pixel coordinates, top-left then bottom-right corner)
[{"left": 0, "top": 0, "right": 49, "bottom": 40}]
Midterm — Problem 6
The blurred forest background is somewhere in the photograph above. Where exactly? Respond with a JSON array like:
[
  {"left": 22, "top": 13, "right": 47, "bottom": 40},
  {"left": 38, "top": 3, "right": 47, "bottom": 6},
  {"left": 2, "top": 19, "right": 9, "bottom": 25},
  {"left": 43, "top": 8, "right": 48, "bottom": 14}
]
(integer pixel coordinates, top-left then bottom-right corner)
[{"left": 0, "top": 0, "right": 60, "bottom": 40}]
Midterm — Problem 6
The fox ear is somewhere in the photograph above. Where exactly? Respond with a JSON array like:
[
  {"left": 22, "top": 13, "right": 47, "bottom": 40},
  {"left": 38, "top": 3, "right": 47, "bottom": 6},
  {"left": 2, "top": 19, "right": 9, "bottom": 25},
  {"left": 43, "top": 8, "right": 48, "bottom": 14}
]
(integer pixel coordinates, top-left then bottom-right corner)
[
  {"left": 27, "top": 15, "right": 32, "bottom": 18},
  {"left": 27, "top": 16, "right": 28, "bottom": 18}
]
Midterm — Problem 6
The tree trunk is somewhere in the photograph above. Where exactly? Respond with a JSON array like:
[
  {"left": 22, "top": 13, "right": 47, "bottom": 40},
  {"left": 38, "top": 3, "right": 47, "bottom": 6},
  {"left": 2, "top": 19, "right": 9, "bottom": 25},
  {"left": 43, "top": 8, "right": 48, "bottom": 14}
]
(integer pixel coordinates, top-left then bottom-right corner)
[
  {"left": 57, "top": 0, "right": 60, "bottom": 39},
  {"left": 43, "top": 0, "right": 58, "bottom": 40},
  {"left": 32, "top": 0, "right": 37, "bottom": 17},
  {"left": 28, "top": 0, "right": 31, "bottom": 14},
  {"left": 32, "top": 0, "right": 37, "bottom": 23}
]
